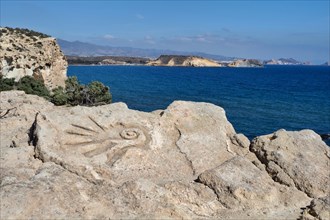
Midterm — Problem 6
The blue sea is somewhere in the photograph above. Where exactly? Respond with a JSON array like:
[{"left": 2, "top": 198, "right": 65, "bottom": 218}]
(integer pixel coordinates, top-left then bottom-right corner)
[{"left": 68, "top": 65, "right": 330, "bottom": 143}]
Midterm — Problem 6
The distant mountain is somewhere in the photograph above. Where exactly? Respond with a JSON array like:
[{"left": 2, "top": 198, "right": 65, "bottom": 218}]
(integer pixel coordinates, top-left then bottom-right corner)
[{"left": 57, "top": 39, "right": 234, "bottom": 61}]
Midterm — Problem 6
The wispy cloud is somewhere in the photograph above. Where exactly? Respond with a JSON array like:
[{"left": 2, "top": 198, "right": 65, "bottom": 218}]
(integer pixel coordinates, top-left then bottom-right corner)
[
  {"left": 136, "top": 13, "right": 144, "bottom": 20},
  {"left": 103, "top": 34, "right": 115, "bottom": 40},
  {"left": 144, "top": 35, "right": 156, "bottom": 44},
  {"left": 168, "top": 34, "right": 225, "bottom": 44}
]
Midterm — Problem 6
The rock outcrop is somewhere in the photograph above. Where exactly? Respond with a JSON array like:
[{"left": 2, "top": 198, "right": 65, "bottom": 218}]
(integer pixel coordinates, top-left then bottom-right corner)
[
  {"left": 0, "top": 27, "right": 67, "bottom": 90},
  {"left": 264, "top": 58, "right": 304, "bottom": 65},
  {"left": 228, "top": 59, "right": 263, "bottom": 67},
  {"left": 250, "top": 129, "right": 330, "bottom": 198},
  {"left": 147, "top": 55, "right": 221, "bottom": 67},
  {"left": 1, "top": 91, "right": 329, "bottom": 219}
]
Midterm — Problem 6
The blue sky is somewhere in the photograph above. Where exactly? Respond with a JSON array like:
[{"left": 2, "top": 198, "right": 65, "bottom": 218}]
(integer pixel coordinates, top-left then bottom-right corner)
[{"left": 1, "top": 0, "right": 329, "bottom": 63}]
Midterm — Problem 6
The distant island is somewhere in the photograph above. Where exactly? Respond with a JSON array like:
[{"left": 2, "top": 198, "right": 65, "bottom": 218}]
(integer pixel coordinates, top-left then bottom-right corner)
[{"left": 263, "top": 58, "right": 311, "bottom": 65}]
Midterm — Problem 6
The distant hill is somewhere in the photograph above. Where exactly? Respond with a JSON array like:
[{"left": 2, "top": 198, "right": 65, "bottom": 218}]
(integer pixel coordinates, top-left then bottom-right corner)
[
  {"left": 66, "top": 55, "right": 150, "bottom": 65},
  {"left": 58, "top": 39, "right": 315, "bottom": 65},
  {"left": 264, "top": 58, "right": 307, "bottom": 65},
  {"left": 57, "top": 39, "right": 234, "bottom": 61}
]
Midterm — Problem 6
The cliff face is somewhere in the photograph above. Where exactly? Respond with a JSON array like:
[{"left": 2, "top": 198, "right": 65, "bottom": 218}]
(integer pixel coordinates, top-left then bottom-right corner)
[
  {"left": 0, "top": 27, "right": 67, "bottom": 90},
  {"left": 1, "top": 91, "right": 329, "bottom": 220},
  {"left": 147, "top": 55, "right": 221, "bottom": 67}
]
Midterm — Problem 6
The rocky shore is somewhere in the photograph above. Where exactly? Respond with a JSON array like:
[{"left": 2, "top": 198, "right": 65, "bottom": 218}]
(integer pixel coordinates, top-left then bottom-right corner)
[
  {"left": 0, "top": 91, "right": 329, "bottom": 219},
  {"left": 1, "top": 27, "right": 329, "bottom": 219}
]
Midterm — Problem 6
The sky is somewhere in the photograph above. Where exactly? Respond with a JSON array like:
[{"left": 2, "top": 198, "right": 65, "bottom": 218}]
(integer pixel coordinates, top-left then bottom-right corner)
[{"left": 1, "top": 0, "right": 329, "bottom": 64}]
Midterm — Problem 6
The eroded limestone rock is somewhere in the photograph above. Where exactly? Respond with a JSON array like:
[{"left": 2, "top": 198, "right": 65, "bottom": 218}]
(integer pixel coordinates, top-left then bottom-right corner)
[
  {"left": 32, "top": 99, "right": 244, "bottom": 185},
  {"left": 0, "top": 27, "right": 67, "bottom": 90},
  {"left": 250, "top": 129, "right": 330, "bottom": 198},
  {"left": 197, "top": 156, "right": 310, "bottom": 216},
  {"left": 1, "top": 91, "right": 329, "bottom": 219}
]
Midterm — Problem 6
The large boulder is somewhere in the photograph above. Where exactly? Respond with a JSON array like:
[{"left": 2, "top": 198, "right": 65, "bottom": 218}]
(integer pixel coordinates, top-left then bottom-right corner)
[
  {"left": 250, "top": 129, "right": 330, "bottom": 198},
  {"left": 197, "top": 156, "right": 310, "bottom": 218},
  {"left": 0, "top": 27, "right": 67, "bottom": 90},
  {"left": 32, "top": 100, "right": 247, "bottom": 185},
  {"left": 1, "top": 91, "right": 329, "bottom": 219}
]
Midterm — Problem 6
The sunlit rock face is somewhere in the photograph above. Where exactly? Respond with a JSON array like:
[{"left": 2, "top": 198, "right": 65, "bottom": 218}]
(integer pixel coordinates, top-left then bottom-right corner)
[
  {"left": 1, "top": 91, "right": 329, "bottom": 219},
  {"left": 147, "top": 55, "right": 221, "bottom": 67},
  {"left": 0, "top": 27, "right": 67, "bottom": 90}
]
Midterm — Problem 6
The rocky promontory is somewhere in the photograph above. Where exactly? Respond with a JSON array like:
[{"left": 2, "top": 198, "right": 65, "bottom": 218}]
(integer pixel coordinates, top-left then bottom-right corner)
[
  {"left": 1, "top": 91, "right": 329, "bottom": 219},
  {"left": 0, "top": 27, "right": 67, "bottom": 90},
  {"left": 147, "top": 55, "right": 221, "bottom": 67},
  {"left": 228, "top": 59, "right": 263, "bottom": 67}
]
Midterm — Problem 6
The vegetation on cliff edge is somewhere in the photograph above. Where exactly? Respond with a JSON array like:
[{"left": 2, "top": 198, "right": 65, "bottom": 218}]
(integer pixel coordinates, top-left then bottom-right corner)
[
  {"left": 0, "top": 75, "right": 112, "bottom": 106},
  {"left": 0, "top": 27, "right": 51, "bottom": 39}
]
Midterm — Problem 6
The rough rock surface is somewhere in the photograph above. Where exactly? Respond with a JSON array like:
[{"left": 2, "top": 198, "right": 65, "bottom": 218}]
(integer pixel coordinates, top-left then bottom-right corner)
[
  {"left": 147, "top": 55, "right": 221, "bottom": 67},
  {"left": 251, "top": 129, "right": 330, "bottom": 198},
  {"left": 301, "top": 196, "right": 330, "bottom": 220},
  {"left": 1, "top": 91, "right": 329, "bottom": 219},
  {"left": 0, "top": 27, "right": 67, "bottom": 90},
  {"left": 228, "top": 59, "right": 263, "bottom": 67}
]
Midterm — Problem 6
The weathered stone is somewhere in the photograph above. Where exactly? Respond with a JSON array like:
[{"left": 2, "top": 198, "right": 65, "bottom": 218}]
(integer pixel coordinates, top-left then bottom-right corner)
[
  {"left": 251, "top": 129, "right": 330, "bottom": 198},
  {"left": 197, "top": 156, "right": 310, "bottom": 218},
  {"left": 1, "top": 91, "right": 329, "bottom": 219},
  {"left": 30, "top": 99, "right": 246, "bottom": 185},
  {"left": 0, "top": 27, "right": 67, "bottom": 90},
  {"left": 161, "top": 101, "right": 250, "bottom": 177},
  {"left": 301, "top": 196, "right": 330, "bottom": 220},
  {"left": 0, "top": 91, "right": 53, "bottom": 185}
]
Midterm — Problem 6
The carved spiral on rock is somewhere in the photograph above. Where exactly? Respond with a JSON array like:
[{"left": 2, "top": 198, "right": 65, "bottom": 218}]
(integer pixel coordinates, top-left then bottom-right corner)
[{"left": 120, "top": 128, "right": 142, "bottom": 140}]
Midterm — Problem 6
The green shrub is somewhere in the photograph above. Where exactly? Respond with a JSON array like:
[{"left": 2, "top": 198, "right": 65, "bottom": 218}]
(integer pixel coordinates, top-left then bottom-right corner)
[
  {"left": 51, "top": 86, "right": 68, "bottom": 106},
  {"left": 16, "top": 76, "right": 50, "bottom": 98},
  {"left": 82, "top": 81, "right": 112, "bottom": 106},
  {"left": 65, "top": 76, "right": 112, "bottom": 106},
  {"left": 0, "top": 76, "right": 15, "bottom": 91},
  {"left": 1, "top": 75, "right": 112, "bottom": 107},
  {"left": 65, "top": 76, "right": 83, "bottom": 105}
]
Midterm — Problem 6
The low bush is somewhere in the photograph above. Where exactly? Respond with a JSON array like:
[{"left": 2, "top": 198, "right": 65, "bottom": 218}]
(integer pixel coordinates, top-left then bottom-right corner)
[
  {"left": 0, "top": 76, "right": 15, "bottom": 91},
  {"left": 51, "top": 86, "right": 68, "bottom": 106},
  {"left": 0, "top": 75, "right": 112, "bottom": 107},
  {"left": 63, "top": 76, "right": 112, "bottom": 106},
  {"left": 16, "top": 76, "right": 50, "bottom": 98}
]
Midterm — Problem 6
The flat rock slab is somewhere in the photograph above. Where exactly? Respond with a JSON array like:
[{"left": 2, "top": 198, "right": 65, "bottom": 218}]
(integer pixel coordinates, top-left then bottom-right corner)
[{"left": 33, "top": 99, "right": 245, "bottom": 185}]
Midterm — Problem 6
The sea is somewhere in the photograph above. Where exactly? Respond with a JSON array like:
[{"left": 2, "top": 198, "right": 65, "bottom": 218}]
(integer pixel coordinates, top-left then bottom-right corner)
[{"left": 68, "top": 65, "right": 330, "bottom": 144}]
